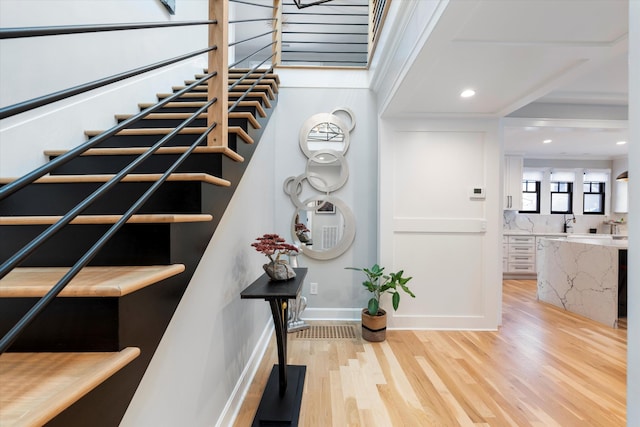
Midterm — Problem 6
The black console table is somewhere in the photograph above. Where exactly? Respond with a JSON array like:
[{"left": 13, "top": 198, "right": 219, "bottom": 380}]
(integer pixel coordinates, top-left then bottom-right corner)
[{"left": 240, "top": 267, "right": 307, "bottom": 426}]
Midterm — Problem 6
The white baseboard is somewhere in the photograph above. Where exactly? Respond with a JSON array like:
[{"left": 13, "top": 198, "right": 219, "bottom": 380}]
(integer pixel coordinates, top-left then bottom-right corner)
[{"left": 215, "top": 320, "right": 274, "bottom": 427}]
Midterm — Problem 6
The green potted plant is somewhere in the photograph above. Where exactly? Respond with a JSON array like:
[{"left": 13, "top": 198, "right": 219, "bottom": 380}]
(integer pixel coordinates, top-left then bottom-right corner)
[{"left": 346, "top": 264, "right": 414, "bottom": 342}]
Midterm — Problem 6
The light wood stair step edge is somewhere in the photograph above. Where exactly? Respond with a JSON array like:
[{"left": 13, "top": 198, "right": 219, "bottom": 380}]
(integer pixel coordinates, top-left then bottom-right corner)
[
  {"left": 84, "top": 126, "right": 254, "bottom": 145},
  {"left": 204, "top": 71, "right": 281, "bottom": 84},
  {"left": 0, "top": 173, "right": 231, "bottom": 187},
  {"left": 173, "top": 84, "right": 276, "bottom": 99},
  {"left": 0, "top": 213, "right": 213, "bottom": 226},
  {"left": 0, "top": 265, "right": 185, "bottom": 298},
  {"left": 44, "top": 146, "right": 244, "bottom": 163},
  {"left": 137, "top": 100, "right": 267, "bottom": 118},
  {"left": 156, "top": 92, "right": 272, "bottom": 109},
  {"left": 0, "top": 347, "right": 140, "bottom": 427},
  {"left": 185, "top": 78, "right": 279, "bottom": 93},
  {"left": 114, "top": 112, "right": 261, "bottom": 130}
]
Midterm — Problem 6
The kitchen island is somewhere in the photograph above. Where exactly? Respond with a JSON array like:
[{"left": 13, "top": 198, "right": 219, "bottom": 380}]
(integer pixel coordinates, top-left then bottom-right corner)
[{"left": 536, "top": 236, "right": 628, "bottom": 327}]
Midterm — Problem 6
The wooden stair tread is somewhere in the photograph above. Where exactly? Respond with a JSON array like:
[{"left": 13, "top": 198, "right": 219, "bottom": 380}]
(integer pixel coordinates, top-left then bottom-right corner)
[
  {"left": 0, "top": 348, "right": 140, "bottom": 427},
  {"left": 0, "top": 265, "right": 185, "bottom": 297},
  {"left": 137, "top": 100, "right": 267, "bottom": 117},
  {"left": 214, "top": 70, "right": 281, "bottom": 84},
  {"left": 156, "top": 92, "right": 272, "bottom": 108},
  {"left": 84, "top": 126, "right": 254, "bottom": 144},
  {"left": 173, "top": 84, "right": 276, "bottom": 99},
  {"left": 0, "top": 213, "right": 213, "bottom": 225},
  {"left": 44, "top": 146, "right": 244, "bottom": 163},
  {"left": 0, "top": 173, "right": 231, "bottom": 187},
  {"left": 113, "top": 112, "right": 261, "bottom": 129},
  {"left": 186, "top": 78, "right": 280, "bottom": 93}
]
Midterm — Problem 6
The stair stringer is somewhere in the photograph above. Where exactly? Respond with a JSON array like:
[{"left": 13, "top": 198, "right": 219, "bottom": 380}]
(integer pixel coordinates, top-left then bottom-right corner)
[{"left": 119, "top": 105, "right": 281, "bottom": 427}]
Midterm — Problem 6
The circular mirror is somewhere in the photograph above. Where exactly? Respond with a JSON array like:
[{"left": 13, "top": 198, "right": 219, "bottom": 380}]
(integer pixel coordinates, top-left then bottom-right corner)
[
  {"left": 299, "top": 113, "right": 350, "bottom": 158},
  {"left": 306, "top": 150, "right": 348, "bottom": 192},
  {"left": 330, "top": 106, "right": 356, "bottom": 132},
  {"left": 291, "top": 196, "right": 356, "bottom": 260}
]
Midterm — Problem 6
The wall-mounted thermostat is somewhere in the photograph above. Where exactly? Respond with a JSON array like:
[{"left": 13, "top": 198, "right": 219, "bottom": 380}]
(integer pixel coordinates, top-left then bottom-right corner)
[{"left": 470, "top": 187, "right": 485, "bottom": 200}]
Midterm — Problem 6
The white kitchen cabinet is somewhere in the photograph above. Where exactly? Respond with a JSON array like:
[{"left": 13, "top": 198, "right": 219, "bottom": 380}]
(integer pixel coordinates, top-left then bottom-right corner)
[
  {"left": 504, "top": 155, "right": 523, "bottom": 210},
  {"left": 506, "top": 235, "right": 535, "bottom": 273}
]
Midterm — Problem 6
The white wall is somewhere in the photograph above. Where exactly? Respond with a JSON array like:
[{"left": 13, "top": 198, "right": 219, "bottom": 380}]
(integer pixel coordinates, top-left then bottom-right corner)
[
  {"left": 627, "top": 1, "right": 638, "bottom": 424},
  {"left": 0, "top": 0, "right": 208, "bottom": 177},
  {"left": 612, "top": 157, "right": 629, "bottom": 213},
  {"left": 271, "top": 69, "right": 379, "bottom": 320},
  {"left": 121, "top": 116, "right": 278, "bottom": 427},
  {"left": 379, "top": 118, "right": 502, "bottom": 329}
]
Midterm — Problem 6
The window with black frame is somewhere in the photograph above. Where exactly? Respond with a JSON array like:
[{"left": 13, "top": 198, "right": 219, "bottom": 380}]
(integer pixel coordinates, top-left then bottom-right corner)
[
  {"left": 583, "top": 181, "right": 605, "bottom": 214},
  {"left": 551, "top": 181, "right": 573, "bottom": 214},
  {"left": 520, "top": 180, "right": 540, "bottom": 213}
]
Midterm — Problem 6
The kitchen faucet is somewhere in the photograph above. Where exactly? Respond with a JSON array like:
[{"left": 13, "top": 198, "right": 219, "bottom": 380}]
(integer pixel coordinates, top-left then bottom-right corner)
[{"left": 563, "top": 214, "right": 576, "bottom": 233}]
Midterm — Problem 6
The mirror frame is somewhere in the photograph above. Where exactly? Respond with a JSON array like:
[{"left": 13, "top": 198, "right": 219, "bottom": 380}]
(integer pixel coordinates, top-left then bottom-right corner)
[
  {"left": 291, "top": 196, "right": 356, "bottom": 260},
  {"left": 305, "top": 149, "right": 349, "bottom": 193},
  {"left": 298, "top": 113, "right": 350, "bottom": 158}
]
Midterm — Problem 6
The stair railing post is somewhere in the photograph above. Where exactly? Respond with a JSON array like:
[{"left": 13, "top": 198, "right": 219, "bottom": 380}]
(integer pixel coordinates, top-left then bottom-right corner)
[
  {"left": 208, "top": 0, "right": 228, "bottom": 148},
  {"left": 272, "top": 0, "right": 282, "bottom": 66}
]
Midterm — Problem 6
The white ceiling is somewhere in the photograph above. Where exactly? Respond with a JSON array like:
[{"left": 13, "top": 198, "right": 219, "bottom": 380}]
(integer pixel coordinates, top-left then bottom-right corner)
[
  {"left": 382, "top": 0, "right": 629, "bottom": 160},
  {"left": 234, "top": 0, "right": 630, "bottom": 160}
]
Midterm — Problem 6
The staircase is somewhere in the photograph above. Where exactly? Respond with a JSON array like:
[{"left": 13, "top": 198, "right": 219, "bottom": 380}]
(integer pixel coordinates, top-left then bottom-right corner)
[{"left": 0, "top": 69, "right": 279, "bottom": 427}]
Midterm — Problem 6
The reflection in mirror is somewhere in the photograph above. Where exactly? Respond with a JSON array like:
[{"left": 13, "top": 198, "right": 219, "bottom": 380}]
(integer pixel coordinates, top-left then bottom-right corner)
[
  {"left": 291, "top": 196, "right": 355, "bottom": 260},
  {"left": 306, "top": 150, "right": 348, "bottom": 192},
  {"left": 299, "top": 113, "right": 350, "bottom": 158}
]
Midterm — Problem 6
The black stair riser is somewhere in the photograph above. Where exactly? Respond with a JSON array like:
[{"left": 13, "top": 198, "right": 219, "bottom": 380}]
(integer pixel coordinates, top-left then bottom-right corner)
[
  {"left": 182, "top": 86, "right": 272, "bottom": 94},
  {"left": 91, "top": 133, "right": 208, "bottom": 148},
  {"left": 1, "top": 297, "right": 120, "bottom": 352},
  {"left": 0, "top": 222, "right": 211, "bottom": 267},
  {"left": 161, "top": 93, "right": 267, "bottom": 104},
  {"left": 1, "top": 273, "right": 184, "bottom": 353},
  {"left": 117, "top": 117, "right": 252, "bottom": 131},
  {"left": 49, "top": 152, "right": 224, "bottom": 176},
  {"left": 0, "top": 181, "right": 223, "bottom": 216},
  {"left": 155, "top": 104, "right": 259, "bottom": 116},
  {"left": 88, "top": 133, "right": 239, "bottom": 149}
]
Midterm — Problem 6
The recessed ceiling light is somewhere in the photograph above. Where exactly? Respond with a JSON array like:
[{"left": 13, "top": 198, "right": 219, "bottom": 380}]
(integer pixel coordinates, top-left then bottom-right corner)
[
  {"left": 543, "top": 139, "right": 552, "bottom": 144},
  {"left": 460, "top": 89, "right": 475, "bottom": 98},
  {"left": 617, "top": 140, "right": 627, "bottom": 145}
]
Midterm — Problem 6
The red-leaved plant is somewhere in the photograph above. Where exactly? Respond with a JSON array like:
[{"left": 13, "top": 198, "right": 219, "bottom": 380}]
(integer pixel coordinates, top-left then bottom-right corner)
[{"left": 251, "top": 234, "right": 298, "bottom": 264}]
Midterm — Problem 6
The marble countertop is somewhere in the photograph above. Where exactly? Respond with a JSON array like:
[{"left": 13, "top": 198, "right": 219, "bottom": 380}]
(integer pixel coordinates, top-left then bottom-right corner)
[
  {"left": 504, "top": 230, "right": 628, "bottom": 239},
  {"left": 542, "top": 236, "right": 628, "bottom": 249}
]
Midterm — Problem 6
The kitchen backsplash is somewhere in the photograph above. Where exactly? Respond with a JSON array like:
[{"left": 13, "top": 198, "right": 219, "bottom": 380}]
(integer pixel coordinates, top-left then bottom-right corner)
[{"left": 503, "top": 211, "right": 628, "bottom": 235}]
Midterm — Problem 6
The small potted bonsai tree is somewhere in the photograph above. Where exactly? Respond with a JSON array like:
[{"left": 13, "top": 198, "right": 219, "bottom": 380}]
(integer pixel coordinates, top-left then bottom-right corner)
[
  {"left": 252, "top": 234, "right": 299, "bottom": 281},
  {"left": 346, "top": 264, "right": 414, "bottom": 342}
]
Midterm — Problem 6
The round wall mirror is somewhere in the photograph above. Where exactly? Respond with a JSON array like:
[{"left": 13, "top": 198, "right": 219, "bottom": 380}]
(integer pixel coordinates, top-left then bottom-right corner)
[
  {"left": 299, "top": 113, "right": 350, "bottom": 158},
  {"left": 291, "top": 196, "right": 356, "bottom": 260},
  {"left": 306, "top": 150, "right": 348, "bottom": 193},
  {"left": 330, "top": 107, "right": 356, "bottom": 132}
]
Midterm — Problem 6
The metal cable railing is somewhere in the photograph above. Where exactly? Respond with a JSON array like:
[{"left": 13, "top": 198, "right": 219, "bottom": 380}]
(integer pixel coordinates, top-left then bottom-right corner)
[
  {"left": 280, "top": 0, "right": 369, "bottom": 67},
  {"left": 0, "top": 0, "right": 284, "bottom": 354},
  {"left": 0, "top": 92, "right": 218, "bottom": 352},
  {"left": 0, "top": 11, "right": 224, "bottom": 353}
]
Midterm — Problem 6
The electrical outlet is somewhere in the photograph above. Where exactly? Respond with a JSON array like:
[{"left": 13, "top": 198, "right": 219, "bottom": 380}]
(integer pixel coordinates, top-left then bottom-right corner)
[{"left": 310, "top": 282, "right": 318, "bottom": 295}]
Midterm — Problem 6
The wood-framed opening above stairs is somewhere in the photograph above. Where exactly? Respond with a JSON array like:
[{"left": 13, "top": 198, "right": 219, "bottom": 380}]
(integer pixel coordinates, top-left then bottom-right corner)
[{"left": 0, "top": 68, "right": 279, "bottom": 427}]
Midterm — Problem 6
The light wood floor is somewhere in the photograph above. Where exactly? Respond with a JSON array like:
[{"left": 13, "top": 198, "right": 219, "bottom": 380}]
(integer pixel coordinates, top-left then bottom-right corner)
[{"left": 233, "top": 280, "right": 627, "bottom": 426}]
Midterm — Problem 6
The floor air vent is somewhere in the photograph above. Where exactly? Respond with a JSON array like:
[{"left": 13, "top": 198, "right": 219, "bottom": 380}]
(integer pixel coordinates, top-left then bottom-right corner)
[{"left": 293, "top": 325, "right": 357, "bottom": 340}]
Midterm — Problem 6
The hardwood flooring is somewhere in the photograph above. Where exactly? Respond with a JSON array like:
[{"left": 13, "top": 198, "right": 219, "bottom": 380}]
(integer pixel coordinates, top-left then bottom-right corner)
[{"left": 233, "top": 280, "right": 626, "bottom": 426}]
